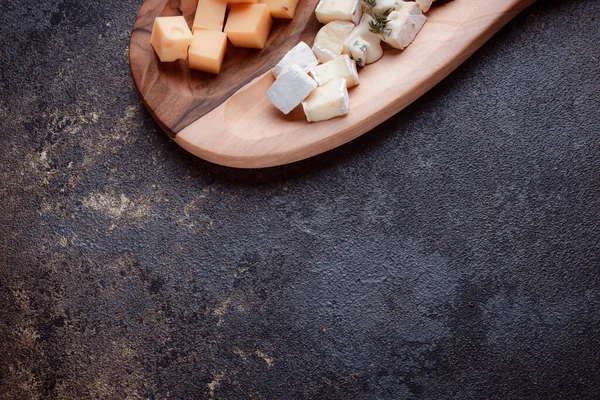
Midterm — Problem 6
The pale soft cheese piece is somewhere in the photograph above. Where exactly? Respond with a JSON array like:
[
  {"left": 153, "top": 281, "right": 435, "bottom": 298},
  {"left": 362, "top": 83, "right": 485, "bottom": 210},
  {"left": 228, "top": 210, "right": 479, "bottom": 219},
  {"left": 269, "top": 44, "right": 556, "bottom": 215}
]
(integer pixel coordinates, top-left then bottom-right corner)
[
  {"left": 315, "top": 0, "right": 362, "bottom": 25},
  {"left": 268, "top": 64, "right": 318, "bottom": 114},
  {"left": 416, "top": 0, "right": 435, "bottom": 12},
  {"left": 310, "top": 55, "right": 359, "bottom": 88},
  {"left": 224, "top": 3, "right": 272, "bottom": 49},
  {"left": 272, "top": 41, "right": 318, "bottom": 78},
  {"left": 150, "top": 16, "right": 194, "bottom": 62},
  {"left": 311, "top": 20, "right": 355, "bottom": 63},
  {"left": 342, "top": 14, "right": 383, "bottom": 64},
  {"left": 193, "top": 0, "right": 228, "bottom": 32},
  {"left": 302, "top": 78, "right": 349, "bottom": 122},
  {"left": 380, "top": 1, "right": 426, "bottom": 49},
  {"left": 260, "top": 0, "right": 299, "bottom": 18},
  {"left": 188, "top": 30, "right": 228, "bottom": 74}
]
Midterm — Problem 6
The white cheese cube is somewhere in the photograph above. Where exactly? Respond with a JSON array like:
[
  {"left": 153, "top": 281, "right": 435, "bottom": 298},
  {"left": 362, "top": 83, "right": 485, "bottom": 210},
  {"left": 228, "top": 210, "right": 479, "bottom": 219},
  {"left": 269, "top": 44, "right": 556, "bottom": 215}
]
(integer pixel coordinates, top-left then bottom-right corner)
[
  {"left": 380, "top": 2, "right": 426, "bottom": 49},
  {"left": 416, "top": 0, "right": 435, "bottom": 12},
  {"left": 311, "top": 20, "right": 355, "bottom": 63},
  {"left": 315, "top": 0, "right": 363, "bottom": 26},
  {"left": 302, "top": 78, "right": 349, "bottom": 122},
  {"left": 310, "top": 54, "right": 359, "bottom": 88},
  {"left": 312, "top": 45, "right": 338, "bottom": 65},
  {"left": 272, "top": 41, "right": 319, "bottom": 78},
  {"left": 342, "top": 14, "right": 383, "bottom": 65},
  {"left": 268, "top": 64, "right": 318, "bottom": 114}
]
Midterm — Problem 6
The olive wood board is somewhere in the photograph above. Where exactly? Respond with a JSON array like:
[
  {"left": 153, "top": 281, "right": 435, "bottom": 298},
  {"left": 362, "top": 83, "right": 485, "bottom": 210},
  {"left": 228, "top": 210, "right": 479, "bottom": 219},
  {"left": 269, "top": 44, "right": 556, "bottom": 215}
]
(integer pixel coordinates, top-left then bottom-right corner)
[{"left": 129, "top": 0, "right": 536, "bottom": 168}]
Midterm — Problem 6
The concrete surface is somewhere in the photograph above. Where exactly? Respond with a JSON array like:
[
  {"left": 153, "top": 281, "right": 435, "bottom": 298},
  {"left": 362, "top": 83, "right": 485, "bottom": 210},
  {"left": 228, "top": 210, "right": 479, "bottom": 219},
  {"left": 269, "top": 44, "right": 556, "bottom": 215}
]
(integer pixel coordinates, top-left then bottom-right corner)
[{"left": 1, "top": 0, "right": 599, "bottom": 399}]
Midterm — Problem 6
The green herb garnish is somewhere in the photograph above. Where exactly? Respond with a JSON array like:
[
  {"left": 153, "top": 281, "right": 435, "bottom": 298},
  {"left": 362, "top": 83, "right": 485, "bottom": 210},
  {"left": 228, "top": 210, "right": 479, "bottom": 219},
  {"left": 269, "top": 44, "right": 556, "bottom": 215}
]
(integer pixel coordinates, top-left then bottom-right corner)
[{"left": 363, "top": 1, "right": 393, "bottom": 35}]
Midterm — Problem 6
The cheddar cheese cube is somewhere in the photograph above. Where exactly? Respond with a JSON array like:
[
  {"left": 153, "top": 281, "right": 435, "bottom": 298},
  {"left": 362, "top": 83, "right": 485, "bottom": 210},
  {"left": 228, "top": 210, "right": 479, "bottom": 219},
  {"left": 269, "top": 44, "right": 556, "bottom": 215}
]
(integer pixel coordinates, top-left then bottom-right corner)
[
  {"left": 260, "top": 0, "right": 299, "bottom": 19},
  {"left": 224, "top": 4, "right": 272, "bottom": 49},
  {"left": 150, "top": 16, "right": 194, "bottom": 62},
  {"left": 189, "top": 30, "right": 228, "bottom": 74},
  {"left": 193, "top": 0, "right": 228, "bottom": 32}
]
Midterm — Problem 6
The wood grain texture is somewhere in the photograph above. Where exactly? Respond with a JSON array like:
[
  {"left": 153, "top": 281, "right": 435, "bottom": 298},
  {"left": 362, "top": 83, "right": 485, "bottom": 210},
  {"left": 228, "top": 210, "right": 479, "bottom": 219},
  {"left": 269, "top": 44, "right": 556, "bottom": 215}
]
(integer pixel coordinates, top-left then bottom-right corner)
[{"left": 130, "top": 0, "right": 536, "bottom": 167}]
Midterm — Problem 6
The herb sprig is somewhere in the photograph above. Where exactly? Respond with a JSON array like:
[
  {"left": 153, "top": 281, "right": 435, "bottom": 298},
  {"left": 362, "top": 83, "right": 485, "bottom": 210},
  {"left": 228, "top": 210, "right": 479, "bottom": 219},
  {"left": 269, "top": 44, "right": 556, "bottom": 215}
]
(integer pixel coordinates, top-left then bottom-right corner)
[{"left": 364, "top": 0, "right": 393, "bottom": 35}]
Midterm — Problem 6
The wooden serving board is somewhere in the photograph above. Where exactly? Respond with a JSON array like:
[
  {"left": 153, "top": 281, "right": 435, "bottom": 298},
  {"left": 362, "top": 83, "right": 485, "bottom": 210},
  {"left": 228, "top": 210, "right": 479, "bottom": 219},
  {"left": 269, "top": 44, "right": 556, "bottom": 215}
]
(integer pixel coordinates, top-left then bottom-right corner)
[{"left": 130, "top": 0, "right": 535, "bottom": 168}]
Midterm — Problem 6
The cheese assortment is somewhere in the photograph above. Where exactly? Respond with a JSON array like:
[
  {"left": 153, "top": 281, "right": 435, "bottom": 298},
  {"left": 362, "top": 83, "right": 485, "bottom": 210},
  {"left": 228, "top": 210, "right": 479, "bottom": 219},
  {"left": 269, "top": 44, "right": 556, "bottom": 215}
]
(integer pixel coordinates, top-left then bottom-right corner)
[
  {"left": 267, "top": 0, "right": 433, "bottom": 122},
  {"left": 150, "top": 0, "right": 439, "bottom": 123},
  {"left": 150, "top": 0, "right": 299, "bottom": 74}
]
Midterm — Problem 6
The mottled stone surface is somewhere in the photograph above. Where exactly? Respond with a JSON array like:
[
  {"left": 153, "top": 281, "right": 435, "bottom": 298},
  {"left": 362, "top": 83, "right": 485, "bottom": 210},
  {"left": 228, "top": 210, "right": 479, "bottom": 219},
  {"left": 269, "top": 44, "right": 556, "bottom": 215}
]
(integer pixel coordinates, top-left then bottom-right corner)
[{"left": 1, "top": 0, "right": 599, "bottom": 399}]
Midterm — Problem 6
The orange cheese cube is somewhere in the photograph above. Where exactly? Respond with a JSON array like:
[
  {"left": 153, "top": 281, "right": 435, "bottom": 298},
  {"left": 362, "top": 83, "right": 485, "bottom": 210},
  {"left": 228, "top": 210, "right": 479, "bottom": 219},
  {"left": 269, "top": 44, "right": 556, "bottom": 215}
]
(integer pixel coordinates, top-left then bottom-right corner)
[
  {"left": 188, "top": 30, "right": 228, "bottom": 74},
  {"left": 224, "top": 4, "right": 272, "bottom": 49},
  {"left": 150, "top": 16, "right": 193, "bottom": 62},
  {"left": 193, "top": 0, "right": 228, "bottom": 32},
  {"left": 260, "top": 0, "right": 298, "bottom": 19}
]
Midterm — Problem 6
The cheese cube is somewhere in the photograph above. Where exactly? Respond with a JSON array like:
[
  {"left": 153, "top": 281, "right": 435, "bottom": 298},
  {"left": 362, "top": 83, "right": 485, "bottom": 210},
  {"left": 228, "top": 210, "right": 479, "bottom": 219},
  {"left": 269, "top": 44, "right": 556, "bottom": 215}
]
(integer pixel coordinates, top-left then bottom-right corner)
[
  {"left": 272, "top": 41, "right": 318, "bottom": 78},
  {"left": 416, "top": 0, "right": 435, "bottom": 12},
  {"left": 380, "top": 2, "right": 427, "bottom": 49},
  {"left": 150, "top": 16, "right": 194, "bottom": 62},
  {"left": 311, "top": 20, "right": 355, "bottom": 63},
  {"left": 267, "top": 64, "right": 318, "bottom": 114},
  {"left": 193, "top": 0, "right": 228, "bottom": 32},
  {"left": 188, "top": 30, "right": 228, "bottom": 74},
  {"left": 224, "top": 4, "right": 273, "bottom": 49},
  {"left": 315, "top": 0, "right": 362, "bottom": 26},
  {"left": 342, "top": 14, "right": 383, "bottom": 64},
  {"left": 344, "top": 36, "right": 369, "bottom": 67},
  {"left": 302, "top": 78, "right": 349, "bottom": 122},
  {"left": 260, "top": 0, "right": 299, "bottom": 19},
  {"left": 309, "top": 55, "right": 359, "bottom": 88}
]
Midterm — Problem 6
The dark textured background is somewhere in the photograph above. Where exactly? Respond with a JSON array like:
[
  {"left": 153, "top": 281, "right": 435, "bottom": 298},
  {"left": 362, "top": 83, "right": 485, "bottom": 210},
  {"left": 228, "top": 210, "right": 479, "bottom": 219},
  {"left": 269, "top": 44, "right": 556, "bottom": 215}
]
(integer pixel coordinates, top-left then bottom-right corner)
[{"left": 1, "top": 0, "right": 599, "bottom": 398}]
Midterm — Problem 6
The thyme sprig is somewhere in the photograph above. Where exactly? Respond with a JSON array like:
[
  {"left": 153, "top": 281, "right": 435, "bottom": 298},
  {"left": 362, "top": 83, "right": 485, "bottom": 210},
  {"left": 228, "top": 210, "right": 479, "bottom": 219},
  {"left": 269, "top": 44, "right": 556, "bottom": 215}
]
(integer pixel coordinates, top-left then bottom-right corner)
[
  {"left": 368, "top": 11, "right": 392, "bottom": 35},
  {"left": 363, "top": 0, "right": 393, "bottom": 35}
]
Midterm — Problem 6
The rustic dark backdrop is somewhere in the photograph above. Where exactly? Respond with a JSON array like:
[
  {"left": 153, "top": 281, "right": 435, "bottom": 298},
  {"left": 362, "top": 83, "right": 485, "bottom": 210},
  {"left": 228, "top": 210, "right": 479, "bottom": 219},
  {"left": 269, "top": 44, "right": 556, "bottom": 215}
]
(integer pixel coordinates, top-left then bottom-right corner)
[{"left": 1, "top": 0, "right": 599, "bottom": 398}]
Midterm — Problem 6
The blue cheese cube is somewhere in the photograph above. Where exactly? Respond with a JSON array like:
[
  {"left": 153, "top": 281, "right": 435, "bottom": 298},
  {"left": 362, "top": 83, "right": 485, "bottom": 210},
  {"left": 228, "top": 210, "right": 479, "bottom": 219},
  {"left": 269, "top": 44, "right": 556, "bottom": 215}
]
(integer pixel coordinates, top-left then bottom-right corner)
[
  {"left": 342, "top": 14, "right": 383, "bottom": 65},
  {"left": 344, "top": 36, "right": 370, "bottom": 67},
  {"left": 268, "top": 64, "right": 318, "bottom": 114}
]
